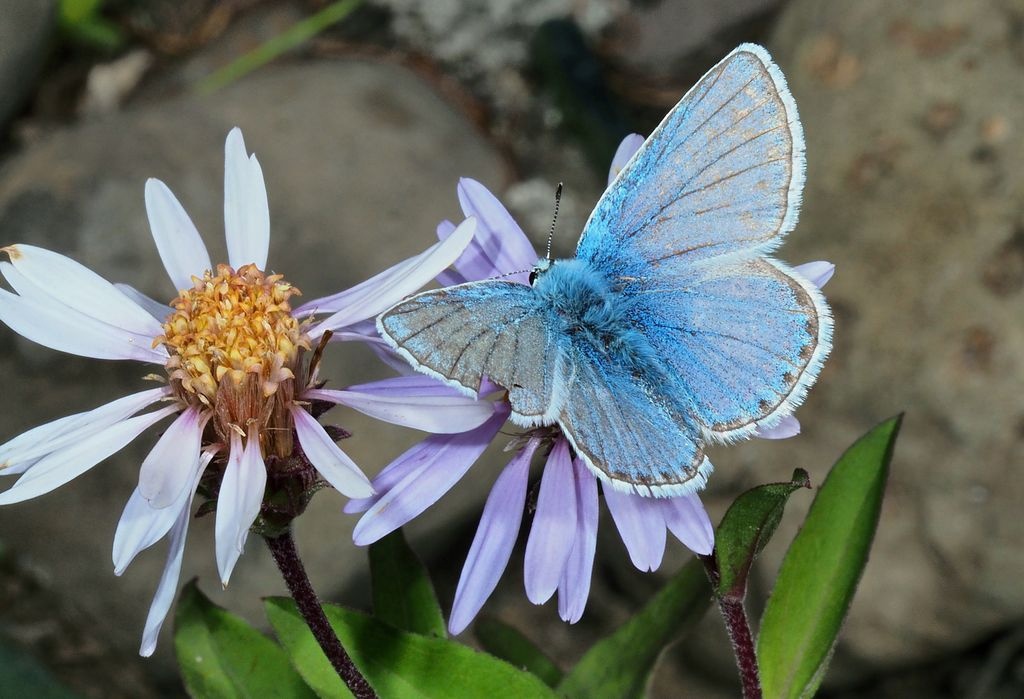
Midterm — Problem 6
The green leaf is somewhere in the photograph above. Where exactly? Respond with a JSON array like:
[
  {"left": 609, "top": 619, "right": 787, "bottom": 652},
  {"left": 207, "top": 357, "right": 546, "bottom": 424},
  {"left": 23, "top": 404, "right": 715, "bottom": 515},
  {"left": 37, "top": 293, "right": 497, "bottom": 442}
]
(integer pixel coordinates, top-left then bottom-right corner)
[
  {"left": 474, "top": 616, "right": 563, "bottom": 687},
  {"left": 757, "top": 415, "right": 902, "bottom": 699},
  {"left": 714, "top": 468, "right": 812, "bottom": 600},
  {"left": 65, "top": 17, "right": 123, "bottom": 50},
  {"left": 174, "top": 581, "right": 317, "bottom": 699},
  {"left": 368, "top": 529, "right": 446, "bottom": 637},
  {"left": 58, "top": 0, "right": 124, "bottom": 50},
  {"left": 266, "top": 598, "right": 559, "bottom": 699},
  {"left": 59, "top": 0, "right": 104, "bottom": 25},
  {"left": 558, "top": 558, "right": 711, "bottom": 698},
  {"left": 0, "top": 638, "right": 80, "bottom": 699}
]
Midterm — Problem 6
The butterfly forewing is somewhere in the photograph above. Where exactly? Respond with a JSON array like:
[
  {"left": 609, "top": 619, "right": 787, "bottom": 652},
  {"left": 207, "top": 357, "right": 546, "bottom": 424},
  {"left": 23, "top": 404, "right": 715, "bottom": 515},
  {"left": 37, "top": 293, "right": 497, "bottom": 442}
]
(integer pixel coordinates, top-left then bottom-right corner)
[
  {"left": 577, "top": 44, "right": 804, "bottom": 279},
  {"left": 377, "top": 282, "right": 566, "bottom": 422}
]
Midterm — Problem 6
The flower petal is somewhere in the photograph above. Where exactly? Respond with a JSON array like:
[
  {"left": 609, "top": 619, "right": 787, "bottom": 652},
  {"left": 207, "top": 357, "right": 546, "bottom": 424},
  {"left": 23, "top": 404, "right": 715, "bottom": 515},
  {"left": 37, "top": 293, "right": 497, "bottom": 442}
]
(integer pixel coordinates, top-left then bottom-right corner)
[
  {"left": 340, "top": 374, "right": 475, "bottom": 398},
  {"left": 291, "top": 407, "right": 373, "bottom": 499},
  {"left": 115, "top": 283, "right": 173, "bottom": 321},
  {"left": 139, "top": 490, "right": 194, "bottom": 657},
  {"left": 0, "top": 458, "right": 38, "bottom": 477},
  {"left": 603, "top": 486, "right": 667, "bottom": 572},
  {"left": 2, "top": 244, "right": 163, "bottom": 337},
  {"left": 223, "top": 128, "right": 270, "bottom": 270},
  {"left": 524, "top": 438, "right": 577, "bottom": 605},
  {"left": 794, "top": 261, "right": 835, "bottom": 289},
  {"left": 342, "top": 442, "right": 433, "bottom": 515},
  {"left": 0, "top": 406, "right": 176, "bottom": 505},
  {"left": 114, "top": 450, "right": 214, "bottom": 575},
  {"left": 557, "top": 459, "right": 599, "bottom": 623},
  {"left": 137, "top": 407, "right": 206, "bottom": 509},
  {"left": 0, "top": 283, "right": 167, "bottom": 364},
  {"left": 0, "top": 387, "right": 169, "bottom": 471},
  {"left": 754, "top": 415, "right": 801, "bottom": 440},
  {"left": 434, "top": 220, "right": 467, "bottom": 286},
  {"left": 306, "top": 383, "right": 493, "bottom": 434},
  {"left": 144, "top": 178, "right": 213, "bottom": 291},
  {"left": 456, "top": 178, "right": 537, "bottom": 283},
  {"left": 449, "top": 438, "right": 539, "bottom": 635},
  {"left": 608, "top": 133, "right": 645, "bottom": 186},
  {"left": 343, "top": 409, "right": 504, "bottom": 515},
  {"left": 215, "top": 432, "right": 267, "bottom": 586},
  {"left": 661, "top": 494, "right": 714, "bottom": 556},
  {"left": 296, "top": 253, "right": 423, "bottom": 318},
  {"left": 352, "top": 408, "right": 508, "bottom": 545},
  {"left": 304, "top": 218, "right": 477, "bottom": 338}
]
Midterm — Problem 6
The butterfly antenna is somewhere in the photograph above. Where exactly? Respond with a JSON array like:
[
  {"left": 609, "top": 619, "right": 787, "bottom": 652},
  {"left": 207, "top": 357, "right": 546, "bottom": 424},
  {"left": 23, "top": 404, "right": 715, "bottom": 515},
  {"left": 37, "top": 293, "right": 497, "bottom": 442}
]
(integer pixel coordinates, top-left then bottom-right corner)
[
  {"left": 496, "top": 267, "right": 531, "bottom": 279},
  {"left": 545, "top": 182, "right": 562, "bottom": 262}
]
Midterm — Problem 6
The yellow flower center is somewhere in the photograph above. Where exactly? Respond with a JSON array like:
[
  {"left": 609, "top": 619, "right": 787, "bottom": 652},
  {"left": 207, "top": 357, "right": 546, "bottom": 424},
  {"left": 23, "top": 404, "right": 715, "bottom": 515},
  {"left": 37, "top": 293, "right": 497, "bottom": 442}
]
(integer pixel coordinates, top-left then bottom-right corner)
[{"left": 158, "top": 263, "right": 310, "bottom": 405}]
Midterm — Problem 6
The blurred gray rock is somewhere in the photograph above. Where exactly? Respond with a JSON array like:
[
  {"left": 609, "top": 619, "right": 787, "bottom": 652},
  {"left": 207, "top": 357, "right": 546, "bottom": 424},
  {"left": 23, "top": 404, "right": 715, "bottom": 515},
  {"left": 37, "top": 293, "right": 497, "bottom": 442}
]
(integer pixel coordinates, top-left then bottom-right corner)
[
  {"left": 707, "top": 0, "right": 1024, "bottom": 672},
  {"left": 0, "top": 0, "right": 56, "bottom": 132},
  {"left": 0, "top": 56, "right": 506, "bottom": 677},
  {"left": 381, "top": 0, "right": 622, "bottom": 75},
  {"left": 378, "top": 0, "right": 627, "bottom": 158},
  {"left": 605, "top": 0, "right": 780, "bottom": 82}
]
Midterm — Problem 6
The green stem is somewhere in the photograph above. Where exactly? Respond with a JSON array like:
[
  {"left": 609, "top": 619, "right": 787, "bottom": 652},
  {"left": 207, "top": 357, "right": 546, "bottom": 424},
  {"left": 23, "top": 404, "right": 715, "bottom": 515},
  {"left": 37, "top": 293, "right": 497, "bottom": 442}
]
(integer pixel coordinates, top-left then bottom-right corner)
[{"left": 197, "top": 0, "right": 364, "bottom": 94}]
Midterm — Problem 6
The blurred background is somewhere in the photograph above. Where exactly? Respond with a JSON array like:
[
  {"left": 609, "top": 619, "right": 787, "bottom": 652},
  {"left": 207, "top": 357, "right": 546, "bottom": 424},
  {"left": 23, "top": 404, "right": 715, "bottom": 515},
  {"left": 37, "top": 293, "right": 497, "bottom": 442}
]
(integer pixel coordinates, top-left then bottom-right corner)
[{"left": 0, "top": 0, "right": 1021, "bottom": 696}]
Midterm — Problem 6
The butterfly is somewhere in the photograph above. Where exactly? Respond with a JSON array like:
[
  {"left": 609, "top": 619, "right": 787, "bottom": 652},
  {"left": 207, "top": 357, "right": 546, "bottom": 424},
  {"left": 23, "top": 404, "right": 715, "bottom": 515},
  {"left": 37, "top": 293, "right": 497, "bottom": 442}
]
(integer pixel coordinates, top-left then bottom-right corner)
[{"left": 377, "top": 44, "right": 832, "bottom": 497}]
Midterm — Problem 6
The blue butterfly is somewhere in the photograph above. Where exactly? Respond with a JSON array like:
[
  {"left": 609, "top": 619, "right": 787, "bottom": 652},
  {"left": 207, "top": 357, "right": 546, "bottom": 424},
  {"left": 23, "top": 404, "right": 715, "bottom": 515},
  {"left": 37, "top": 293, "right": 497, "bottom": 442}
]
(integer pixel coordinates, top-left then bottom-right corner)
[{"left": 377, "top": 44, "right": 832, "bottom": 497}]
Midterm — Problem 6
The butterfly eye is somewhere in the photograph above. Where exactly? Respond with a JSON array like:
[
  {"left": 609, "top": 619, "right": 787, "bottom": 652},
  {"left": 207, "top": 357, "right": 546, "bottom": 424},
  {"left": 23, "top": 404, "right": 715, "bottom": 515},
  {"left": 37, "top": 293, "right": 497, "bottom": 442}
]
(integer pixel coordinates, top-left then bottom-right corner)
[{"left": 529, "top": 270, "right": 539, "bottom": 285}]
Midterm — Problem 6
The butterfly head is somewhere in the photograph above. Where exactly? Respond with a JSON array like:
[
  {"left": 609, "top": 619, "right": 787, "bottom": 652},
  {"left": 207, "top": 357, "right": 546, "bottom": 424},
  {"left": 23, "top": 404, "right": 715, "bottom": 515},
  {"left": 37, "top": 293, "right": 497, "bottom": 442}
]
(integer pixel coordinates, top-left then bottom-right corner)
[{"left": 528, "top": 257, "right": 553, "bottom": 286}]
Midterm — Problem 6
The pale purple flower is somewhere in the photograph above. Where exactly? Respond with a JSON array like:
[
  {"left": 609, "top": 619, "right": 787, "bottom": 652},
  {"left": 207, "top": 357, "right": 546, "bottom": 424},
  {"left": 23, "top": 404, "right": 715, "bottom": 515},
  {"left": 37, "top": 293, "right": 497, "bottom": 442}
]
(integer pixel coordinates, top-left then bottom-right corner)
[
  {"left": 0, "top": 128, "right": 490, "bottom": 655},
  {"left": 354, "top": 134, "right": 836, "bottom": 635}
]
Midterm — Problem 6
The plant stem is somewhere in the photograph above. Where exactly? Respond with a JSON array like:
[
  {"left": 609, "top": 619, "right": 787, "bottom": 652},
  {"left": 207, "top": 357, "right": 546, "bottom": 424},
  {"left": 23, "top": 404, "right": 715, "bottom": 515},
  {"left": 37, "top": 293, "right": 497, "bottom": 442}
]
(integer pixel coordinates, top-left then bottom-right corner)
[
  {"left": 718, "top": 597, "right": 762, "bottom": 699},
  {"left": 265, "top": 530, "right": 376, "bottom": 698},
  {"left": 196, "top": 0, "right": 364, "bottom": 94},
  {"left": 701, "top": 553, "right": 761, "bottom": 699}
]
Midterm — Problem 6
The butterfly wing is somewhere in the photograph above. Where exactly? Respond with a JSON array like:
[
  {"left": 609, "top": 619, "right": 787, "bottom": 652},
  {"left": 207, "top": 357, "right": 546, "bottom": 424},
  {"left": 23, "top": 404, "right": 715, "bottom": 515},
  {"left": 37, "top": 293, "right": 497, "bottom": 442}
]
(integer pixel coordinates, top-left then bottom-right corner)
[
  {"left": 377, "top": 281, "right": 567, "bottom": 424},
  {"left": 576, "top": 44, "right": 829, "bottom": 439},
  {"left": 577, "top": 43, "right": 804, "bottom": 276},
  {"left": 558, "top": 341, "right": 711, "bottom": 497},
  {"left": 632, "top": 257, "right": 830, "bottom": 440}
]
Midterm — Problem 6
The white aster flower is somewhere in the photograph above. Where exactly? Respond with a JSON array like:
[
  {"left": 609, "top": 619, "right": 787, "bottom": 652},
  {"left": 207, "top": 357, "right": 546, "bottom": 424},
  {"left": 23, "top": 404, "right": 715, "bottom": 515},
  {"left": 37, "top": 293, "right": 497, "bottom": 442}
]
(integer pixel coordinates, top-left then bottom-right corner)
[{"left": 0, "top": 128, "right": 484, "bottom": 655}]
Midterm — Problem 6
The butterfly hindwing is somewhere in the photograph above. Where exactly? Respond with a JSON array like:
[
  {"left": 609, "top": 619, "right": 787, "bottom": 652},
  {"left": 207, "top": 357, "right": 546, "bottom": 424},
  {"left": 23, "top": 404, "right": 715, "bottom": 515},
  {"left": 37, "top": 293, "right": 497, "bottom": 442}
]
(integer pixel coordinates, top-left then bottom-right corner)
[
  {"left": 632, "top": 257, "right": 830, "bottom": 440},
  {"left": 577, "top": 43, "right": 804, "bottom": 278},
  {"left": 377, "top": 282, "right": 567, "bottom": 422},
  {"left": 557, "top": 340, "right": 711, "bottom": 496}
]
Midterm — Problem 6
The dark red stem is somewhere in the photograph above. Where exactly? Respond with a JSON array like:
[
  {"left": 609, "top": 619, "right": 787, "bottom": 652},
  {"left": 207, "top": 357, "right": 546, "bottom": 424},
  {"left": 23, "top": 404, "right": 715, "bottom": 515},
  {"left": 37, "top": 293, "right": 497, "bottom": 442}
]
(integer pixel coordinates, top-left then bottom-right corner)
[
  {"left": 701, "top": 553, "right": 762, "bottom": 699},
  {"left": 265, "top": 530, "right": 376, "bottom": 698},
  {"left": 719, "top": 597, "right": 762, "bottom": 699}
]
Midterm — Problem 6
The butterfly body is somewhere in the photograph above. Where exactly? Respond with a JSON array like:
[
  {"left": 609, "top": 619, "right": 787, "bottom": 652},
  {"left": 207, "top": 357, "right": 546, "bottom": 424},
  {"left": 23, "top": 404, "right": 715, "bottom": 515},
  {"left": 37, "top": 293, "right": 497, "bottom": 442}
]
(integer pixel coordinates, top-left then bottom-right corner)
[
  {"left": 532, "top": 259, "right": 661, "bottom": 378},
  {"left": 379, "top": 44, "right": 832, "bottom": 497}
]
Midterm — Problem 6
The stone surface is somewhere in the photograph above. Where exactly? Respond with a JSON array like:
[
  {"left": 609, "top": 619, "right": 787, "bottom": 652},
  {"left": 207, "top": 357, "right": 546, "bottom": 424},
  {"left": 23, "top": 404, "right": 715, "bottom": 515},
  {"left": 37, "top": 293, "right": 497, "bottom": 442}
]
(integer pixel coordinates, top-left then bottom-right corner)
[
  {"left": 0, "top": 0, "right": 56, "bottom": 132},
  {"left": 604, "top": 0, "right": 780, "bottom": 82},
  {"left": 703, "top": 0, "right": 1024, "bottom": 671},
  {"left": 0, "top": 56, "right": 507, "bottom": 680},
  {"left": 381, "top": 0, "right": 623, "bottom": 75}
]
